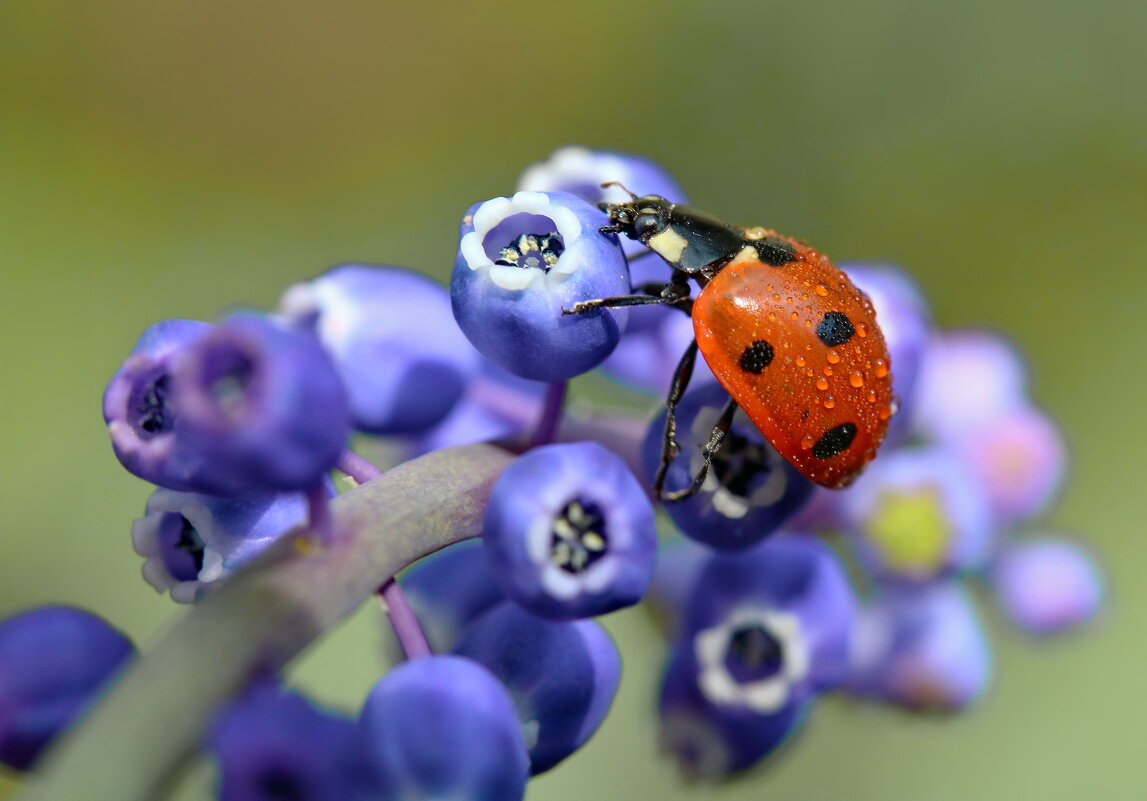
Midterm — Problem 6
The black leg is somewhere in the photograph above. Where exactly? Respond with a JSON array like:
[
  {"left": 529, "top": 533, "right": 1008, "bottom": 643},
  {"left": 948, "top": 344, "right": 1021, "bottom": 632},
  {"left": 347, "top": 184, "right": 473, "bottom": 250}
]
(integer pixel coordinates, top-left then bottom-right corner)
[
  {"left": 652, "top": 340, "right": 699, "bottom": 498},
  {"left": 563, "top": 277, "right": 691, "bottom": 316},
  {"left": 661, "top": 396, "right": 739, "bottom": 503}
]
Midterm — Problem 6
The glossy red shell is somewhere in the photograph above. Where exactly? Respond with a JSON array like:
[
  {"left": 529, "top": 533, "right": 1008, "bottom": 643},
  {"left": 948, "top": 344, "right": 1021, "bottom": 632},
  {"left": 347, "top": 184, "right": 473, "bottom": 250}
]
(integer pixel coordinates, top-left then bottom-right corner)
[{"left": 692, "top": 230, "right": 894, "bottom": 488}]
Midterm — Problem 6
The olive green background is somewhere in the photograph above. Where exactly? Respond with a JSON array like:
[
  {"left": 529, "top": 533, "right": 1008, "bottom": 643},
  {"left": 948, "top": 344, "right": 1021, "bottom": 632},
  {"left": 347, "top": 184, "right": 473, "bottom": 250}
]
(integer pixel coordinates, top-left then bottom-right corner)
[{"left": 1, "top": 1, "right": 1144, "bottom": 799}]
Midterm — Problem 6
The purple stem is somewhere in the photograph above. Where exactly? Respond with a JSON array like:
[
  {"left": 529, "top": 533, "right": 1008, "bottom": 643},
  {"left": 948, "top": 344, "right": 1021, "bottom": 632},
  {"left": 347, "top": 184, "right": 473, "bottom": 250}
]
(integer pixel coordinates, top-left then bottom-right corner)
[
  {"left": 378, "top": 581, "right": 432, "bottom": 660},
  {"left": 336, "top": 448, "right": 430, "bottom": 661},
  {"left": 528, "top": 381, "right": 568, "bottom": 449},
  {"left": 305, "top": 482, "right": 333, "bottom": 545}
]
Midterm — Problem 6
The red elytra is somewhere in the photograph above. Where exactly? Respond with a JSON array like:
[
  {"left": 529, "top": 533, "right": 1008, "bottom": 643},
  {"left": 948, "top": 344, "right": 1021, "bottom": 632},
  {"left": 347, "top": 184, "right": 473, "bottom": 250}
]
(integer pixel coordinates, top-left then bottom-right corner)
[{"left": 692, "top": 228, "right": 893, "bottom": 488}]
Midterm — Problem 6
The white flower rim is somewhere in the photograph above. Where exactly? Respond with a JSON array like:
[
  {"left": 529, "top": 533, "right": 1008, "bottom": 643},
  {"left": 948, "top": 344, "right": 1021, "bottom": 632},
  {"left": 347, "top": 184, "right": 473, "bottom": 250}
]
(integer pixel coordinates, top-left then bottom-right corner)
[
  {"left": 694, "top": 607, "right": 809, "bottom": 713},
  {"left": 459, "top": 191, "right": 584, "bottom": 291}
]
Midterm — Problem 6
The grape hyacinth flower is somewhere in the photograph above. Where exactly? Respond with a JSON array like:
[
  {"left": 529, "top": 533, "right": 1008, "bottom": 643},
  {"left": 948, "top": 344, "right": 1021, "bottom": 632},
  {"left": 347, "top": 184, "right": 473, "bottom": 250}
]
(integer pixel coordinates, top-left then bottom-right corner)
[
  {"left": 847, "top": 582, "right": 991, "bottom": 711},
  {"left": 171, "top": 313, "right": 350, "bottom": 495},
  {"left": 658, "top": 640, "right": 805, "bottom": 781},
  {"left": 841, "top": 446, "right": 994, "bottom": 582},
  {"left": 681, "top": 535, "right": 857, "bottom": 704},
  {"left": 131, "top": 485, "right": 322, "bottom": 604},
  {"left": 281, "top": 264, "right": 479, "bottom": 436},
  {"left": 359, "top": 656, "right": 529, "bottom": 801},
  {"left": 0, "top": 607, "right": 135, "bottom": 771},
  {"left": 911, "top": 328, "right": 1029, "bottom": 442},
  {"left": 399, "top": 540, "right": 505, "bottom": 653},
  {"left": 992, "top": 538, "right": 1103, "bottom": 634},
  {"left": 517, "top": 146, "right": 689, "bottom": 257},
  {"left": 209, "top": 683, "right": 375, "bottom": 801},
  {"left": 482, "top": 441, "right": 657, "bottom": 620},
  {"left": 452, "top": 191, "right": 630, "bottom": 382},
  {"left": 645, "top": 381, "right": 816, "bottom": 551},
  {"left": 453, "top": 601, "right": 621, "bottom": 775},
  {"left": 103, "top": 319, "right": 213, "bottom": 491}
]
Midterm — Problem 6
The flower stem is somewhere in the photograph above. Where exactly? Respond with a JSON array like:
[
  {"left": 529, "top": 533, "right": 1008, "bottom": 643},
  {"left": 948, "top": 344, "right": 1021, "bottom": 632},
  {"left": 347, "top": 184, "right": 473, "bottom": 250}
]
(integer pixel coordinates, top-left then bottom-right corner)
[
  {"left": 336, "top": 449, "right": 432, "bottom": 660},
  {"left": 528, "top": 381, "right": 568, "bottom": 449},
  {"left": 16, "top": 443, "right": 515, "bottom": 801}
]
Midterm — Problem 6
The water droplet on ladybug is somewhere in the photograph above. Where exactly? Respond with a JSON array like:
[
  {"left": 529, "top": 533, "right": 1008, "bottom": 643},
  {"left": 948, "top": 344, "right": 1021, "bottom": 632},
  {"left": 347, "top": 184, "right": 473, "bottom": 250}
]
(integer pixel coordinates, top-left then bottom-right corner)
[
  {"left": 816, "top": 377, "right": 829, "bottom": 390},
  {"left": 815, "top": 285, "right": 828, "bottom": 297},
  {"left": 801, "top": 434, "right": 815, "bottom": 450},
  {"left": 823, "top": 395, "right": 836, "bottom": 409},
  {"left": 867, "top": 391, "right": 877, "bottom": 403},
  {"left": 827, "top": 351, "right": 841, "bottom": 364},
  {"left": 874, "top": 359, "right": 888, "bottom": 378},
  {"left": 796, "top": 356, "right": 806, "bottom": 367},
  {"left": 850, "top": 372, "right": 864, "bottom": 387},
  {"left": 857, "top": 322, "right": 869, "bottom": 338}
]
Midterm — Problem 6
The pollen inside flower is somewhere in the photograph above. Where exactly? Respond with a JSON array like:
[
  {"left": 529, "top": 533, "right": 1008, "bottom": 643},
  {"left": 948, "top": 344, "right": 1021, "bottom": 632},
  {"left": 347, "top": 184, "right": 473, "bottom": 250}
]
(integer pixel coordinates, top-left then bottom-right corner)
[
  {"left": 867, "top": 487, "right": 950, "bottom": 573},
  {"left": 724, "top": 624, "right": 784, "bottom": 684},
  {"left": 550, "top": 498, "right": 608, "bottom": 574},
  {"left": 495, "top": 233, "right": 565, "bottom": 272}
]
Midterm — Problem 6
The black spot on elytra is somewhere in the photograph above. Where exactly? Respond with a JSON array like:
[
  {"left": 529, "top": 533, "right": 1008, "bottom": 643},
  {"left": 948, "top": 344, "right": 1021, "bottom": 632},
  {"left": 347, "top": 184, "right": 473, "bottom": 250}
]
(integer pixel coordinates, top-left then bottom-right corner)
[
  {"left": 812, "top": 422, "right": 857, "bottom": 459},
  {"left": 816, "top": 312, "right": 855, "bottom": 347},
  {"left": 739, "top": 340, "right": 775, "bottom": 373},
  {"left": 753, "top": 237, "right": 797, "bottom": 266}
]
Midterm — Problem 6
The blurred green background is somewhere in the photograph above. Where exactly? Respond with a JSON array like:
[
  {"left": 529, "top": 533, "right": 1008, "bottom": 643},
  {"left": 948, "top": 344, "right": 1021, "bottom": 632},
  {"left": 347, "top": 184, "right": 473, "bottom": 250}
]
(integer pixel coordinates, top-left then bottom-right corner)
[{"left": 2, "top": 0, "right": 1144, "bottom": 798}]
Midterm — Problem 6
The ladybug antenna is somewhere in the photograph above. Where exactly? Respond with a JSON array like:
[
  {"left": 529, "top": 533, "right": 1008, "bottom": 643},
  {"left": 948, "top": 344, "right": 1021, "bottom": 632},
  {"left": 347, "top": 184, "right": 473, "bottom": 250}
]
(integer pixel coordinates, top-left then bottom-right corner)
[{"left": 600, "top": 181, "right": 638, "bottom": 200}]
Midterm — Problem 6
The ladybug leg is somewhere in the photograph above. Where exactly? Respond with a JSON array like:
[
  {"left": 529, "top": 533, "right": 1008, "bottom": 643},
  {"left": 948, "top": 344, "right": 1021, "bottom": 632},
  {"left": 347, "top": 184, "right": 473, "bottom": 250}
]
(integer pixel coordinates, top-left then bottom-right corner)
[
  {"left": 660, "top": 396, "right": 739, "bottom": 503},
  {"left": 562, "top": 278, "right": 691, "bottom": 315},
  {"left": 651, "top": 340, "right": 698, "bottom": 498}
]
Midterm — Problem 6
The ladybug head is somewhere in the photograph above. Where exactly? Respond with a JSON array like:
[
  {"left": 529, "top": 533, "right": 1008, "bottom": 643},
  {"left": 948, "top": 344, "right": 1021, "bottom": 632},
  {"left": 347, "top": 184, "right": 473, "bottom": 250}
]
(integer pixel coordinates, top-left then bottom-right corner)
[{"left": 597, "top": 195, "right": 673, "bottom": 244}]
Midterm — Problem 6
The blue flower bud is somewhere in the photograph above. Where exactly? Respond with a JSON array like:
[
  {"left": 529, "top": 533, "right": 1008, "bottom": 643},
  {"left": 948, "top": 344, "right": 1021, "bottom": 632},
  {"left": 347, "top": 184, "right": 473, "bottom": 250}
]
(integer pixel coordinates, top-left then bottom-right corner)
[
  {"left": 408, "top": 355, "right": 546, "bottom": 456},
  {"left": 992, "top": 537, "right": 1103, "bottom": 634},
  {"left": 281, "top": 264, "right": 479, "bottom": 435},
  {"left": 951, "top": 404, "right": 1067, "bottom": 527},
  {"left": 0, "top": 607, "right": 135, "bottom": 770},
  {"left": 847, "top": 582, "right": 991, "bottom": 710},
  {"left": 517, "top": 146, "right": 688, "bottom": 257},
  {"left": 359, "top": 655, "right": 528, "bottom": 801},
  {"left": 840, "top": 263, "right": 932, "bottom": 444},
  {"left": 103, "top": 319, "right": 213, "bottom": 491},
  {"left": 172, "top": 313, "right": 350, "bottom": 494},
  {"left": 453, "top": 601, "right": 620, "bottom": 775},
  {"left": 131, "top": 485, "right": 320, "bottom": 603},
  {"left": 483, "top": 442, "right": 657, "bottom": 620},
  {"left": 643, "top": 381, "right": 815, "bottom": 550},
  {"left": 911, "top": 328, "right": 1028, "bottom": 442},
  {"left": 209, "top": 683, "right": 375, "bottom": 801},
  {"left": 681, "top": 534, "right": 857, "bottom": 703},
  {"left": 840, "top": 446, "right": 994, "bottom": 582},
  {"left": 400, "top": 541, "right": 504, "bottom": 653},
  {"left": 658, "top": 643, "right": 805, "bottom": 781},
  {"left": 452, "top": 191, "right": 629, "bottom": 382}
]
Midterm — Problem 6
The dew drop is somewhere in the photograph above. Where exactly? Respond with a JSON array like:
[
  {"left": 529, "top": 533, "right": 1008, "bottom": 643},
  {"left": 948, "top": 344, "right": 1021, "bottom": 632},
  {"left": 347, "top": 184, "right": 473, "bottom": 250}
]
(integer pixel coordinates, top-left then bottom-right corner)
[
  {"left": 879, "top": 406, "right": 891, "bottom": 420},
  {"left": 857, "top": 322, "right": 869, "bottom": 338},
  {"left": 867, "top": 391, "right": 877, "bottom": 403},
  {"left": 816, "top": 377, "right": 829, "bottom": 391},
  {"left": 826, "top": 351, "right": 841, "bottom": 364},
  {"left": 823, "top": 395, "right": 836, "bottom": 409},
  {"left": 850, "top": 372, "right": 864, "bottom": 388},
  {"left": 796, "top": 356, "right": 806, "bottom": 367},
  {"left": 815, "top": 285, "right": 828, "bottom": 297},
  {"left": 801, "top": 435, "right": 815, "bottom": 450},
  {"left": 823, "top": 367, "right": 833, "bottom": 377},
  {"left": 874, "top": 359, "right": 888, "bottom": 378}
]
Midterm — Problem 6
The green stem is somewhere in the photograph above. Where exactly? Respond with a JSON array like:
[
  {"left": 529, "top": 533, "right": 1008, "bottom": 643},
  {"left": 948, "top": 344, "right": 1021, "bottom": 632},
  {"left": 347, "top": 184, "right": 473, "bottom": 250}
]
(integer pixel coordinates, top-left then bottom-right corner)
[{"left": 16, "top": 443, "right": 515, "bottom": 801}]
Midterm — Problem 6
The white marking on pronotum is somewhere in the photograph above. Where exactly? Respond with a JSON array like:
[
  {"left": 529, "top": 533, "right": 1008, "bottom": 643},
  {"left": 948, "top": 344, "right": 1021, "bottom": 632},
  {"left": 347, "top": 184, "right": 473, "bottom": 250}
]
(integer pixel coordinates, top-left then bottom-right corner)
[{"left": 647, "top": 227, "right": 689, "bottom": 263}]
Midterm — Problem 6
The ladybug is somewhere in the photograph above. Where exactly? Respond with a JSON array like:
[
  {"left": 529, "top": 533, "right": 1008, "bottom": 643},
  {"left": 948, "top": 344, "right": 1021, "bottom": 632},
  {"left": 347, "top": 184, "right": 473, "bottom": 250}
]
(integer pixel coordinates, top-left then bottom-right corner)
[{"left": 566, "top": 187, "right": 894, "bottom": 500}]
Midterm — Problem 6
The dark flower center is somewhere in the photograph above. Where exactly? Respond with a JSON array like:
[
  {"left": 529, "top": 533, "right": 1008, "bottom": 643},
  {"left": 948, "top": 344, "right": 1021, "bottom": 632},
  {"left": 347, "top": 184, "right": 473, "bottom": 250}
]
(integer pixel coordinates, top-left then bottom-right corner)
[
  {"left": 255, "top": 767, "right": 307, "bottom": 801},
  {"left": 550, "top": 498, "right": 608, "bottom": 574},
  {"left": 158, "top": 513, "right": 206, "bottom": 581},
  {"left": 710, "top": 428, "right": 770, "bottom": 497},
  {"left": 723, "top": 623, "right": 784, "bottom": 683},
  {"left": 135, "top": 373, "right": 174, "bottom": 438},
  {"left": 495, "top": 232, "right": 564, "bottom": 272}
]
